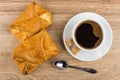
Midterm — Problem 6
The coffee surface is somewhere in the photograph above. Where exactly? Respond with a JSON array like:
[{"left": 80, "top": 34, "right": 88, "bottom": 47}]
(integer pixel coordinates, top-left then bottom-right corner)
[{"left": 75, "top": 21, "right": 102, "bottom": 49}]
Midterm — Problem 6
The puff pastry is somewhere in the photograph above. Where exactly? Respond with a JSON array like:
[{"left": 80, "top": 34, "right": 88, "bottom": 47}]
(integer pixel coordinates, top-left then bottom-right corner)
[
  {"left": 13, "top": 30, "right": 59, "bottom": 74},
  {"left": 14, "top": 2, "right": 51, "bottom": 23},
  {"left": 9, "top": 2, "right": 52, "bottom": 42}
]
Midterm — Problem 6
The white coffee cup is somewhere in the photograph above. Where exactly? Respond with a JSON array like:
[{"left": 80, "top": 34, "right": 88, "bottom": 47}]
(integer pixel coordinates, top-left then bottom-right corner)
[
  {"left": 72, "top": 20, "right": 105, "bottom": 52},
  {"left": 63, "top": 12, "right": 113, "bottom": 61}
]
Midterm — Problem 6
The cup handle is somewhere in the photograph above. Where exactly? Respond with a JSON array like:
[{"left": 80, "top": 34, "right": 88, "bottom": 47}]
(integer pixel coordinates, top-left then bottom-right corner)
[{"left": 66, "top": 38, "right": 80, "bottom": 55}]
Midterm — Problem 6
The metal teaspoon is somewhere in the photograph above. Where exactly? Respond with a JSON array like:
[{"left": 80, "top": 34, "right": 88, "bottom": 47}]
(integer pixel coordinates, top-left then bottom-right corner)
[{"left": 53, "top": 60, "right": 97, "bottom": 74}]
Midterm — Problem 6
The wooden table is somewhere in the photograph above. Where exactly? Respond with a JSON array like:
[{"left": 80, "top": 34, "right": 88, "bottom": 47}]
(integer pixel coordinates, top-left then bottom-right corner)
[{"left": 0, "top": 0, "right": 120, "bottom": 80}]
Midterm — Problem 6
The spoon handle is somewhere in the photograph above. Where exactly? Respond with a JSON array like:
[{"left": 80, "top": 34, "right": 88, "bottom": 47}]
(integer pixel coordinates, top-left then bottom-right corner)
[{"left": 68, "top": 65, "right": 97, "bottom": 74}]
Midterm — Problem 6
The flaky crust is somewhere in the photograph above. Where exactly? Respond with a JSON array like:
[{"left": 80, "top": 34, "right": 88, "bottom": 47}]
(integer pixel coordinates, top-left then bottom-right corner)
[
  {"left": 13, "top": 30, "right": 59, "bottom": 74},
  {"left": 9, "top": 2, "right": 52, "bottom": 42}
]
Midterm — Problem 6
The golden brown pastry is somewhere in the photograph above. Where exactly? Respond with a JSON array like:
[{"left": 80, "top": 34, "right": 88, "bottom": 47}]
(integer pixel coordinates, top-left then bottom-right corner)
[
  {"left": 13, "top": 30, "right": 59, "bottom": 74},
  {"left": 10, "top": 17, "right": 50, "bottom": 42},
  {"left": 14, "top": 2, "right": 51, "bottom": 24},
  {"left": 9, "top": 2, "right": 52, "bottom": 42}
]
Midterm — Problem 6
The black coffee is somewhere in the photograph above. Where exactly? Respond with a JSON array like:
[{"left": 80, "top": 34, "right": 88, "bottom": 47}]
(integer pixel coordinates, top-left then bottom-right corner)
[{"left": 75, "top": 21, "right": 102, "bottom": 49}]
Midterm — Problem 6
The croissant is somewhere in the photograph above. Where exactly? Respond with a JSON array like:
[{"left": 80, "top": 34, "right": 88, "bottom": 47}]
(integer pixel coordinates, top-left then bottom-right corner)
[
  {"left": 13, "top": 30, "right": 59, "bottom": 74},
  {"left": 9, "top": 2, "right": 51, "bottom": 42}
]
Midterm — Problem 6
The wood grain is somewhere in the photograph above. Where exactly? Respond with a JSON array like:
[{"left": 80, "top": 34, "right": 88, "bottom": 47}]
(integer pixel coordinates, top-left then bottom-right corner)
[{"left": 0, "top": 0, "right": 120, "bottom": 80}]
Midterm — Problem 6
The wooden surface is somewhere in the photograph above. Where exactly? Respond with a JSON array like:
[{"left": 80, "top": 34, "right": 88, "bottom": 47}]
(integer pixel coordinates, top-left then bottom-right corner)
[{"left": 0, "top": 0, "right": 120, "bottom": 80}]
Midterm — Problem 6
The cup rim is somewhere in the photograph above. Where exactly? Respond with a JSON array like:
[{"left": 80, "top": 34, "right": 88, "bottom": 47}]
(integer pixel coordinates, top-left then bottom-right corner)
[{"left": 72, "top": 20, "right": 105, "bottom": 52}]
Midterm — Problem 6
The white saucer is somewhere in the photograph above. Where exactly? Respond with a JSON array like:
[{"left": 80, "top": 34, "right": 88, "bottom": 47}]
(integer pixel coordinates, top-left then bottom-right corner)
[{"left": 63, "top": 12, "right": 113, "bottom": 61}]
